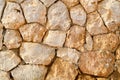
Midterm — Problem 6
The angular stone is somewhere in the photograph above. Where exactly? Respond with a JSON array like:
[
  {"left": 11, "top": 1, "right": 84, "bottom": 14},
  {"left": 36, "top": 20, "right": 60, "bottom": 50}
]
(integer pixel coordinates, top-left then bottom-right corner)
[
  {"left": 11, "top": 65, "right": 47, "bottom": 80},
  {"left": 79, "top": 50, "right": 115, "bottom": 77},
  {"left": 4, "top": 29, "right": 22, "bottom": 49},
  {"left": 46, "top": 58, "right": 78, "bottom": 80},
  {"left": 86, "top": 11, "right": 108, "bottom": 35},
  {"left": 57, "top": 48, "right": 80, "bottom": 64},
  {"left": 116, "top": 46, "right": 120, "bottom": 59},
  {"left": 65, "top": 25, "right": 85, "bottom": 50},
  {"left": 19, "top": 23, "right": 46, "bottom": 43},
  {"left": 6, "top": 0, "right": 24, "bottom": 3},
  {"left": 1, "top": 2, "right": 25, "bottom": 29},
  {"left": 0, "top": 70, "right": 10, "bottom": 80},
  {"left": 77, "top": 74, "right": 95, "bottom": 80},
  {"left": 0, "top": 0, "right": 5, "bottom": 19},
  {"left": 41, "top": 0, "right": 57, "bottom": 7},
  {"left": 21, "top": 0, "right": 46, "bottom": 25},
  {"left": 20, "top": 42, "right": 55, "bottom": 65},
  {"left": 98, "top": 0, "right": 120, "bottom": 31},
  {"left": 0, "top": 23, "right": 3, "bottom": 50},
  {"left": 93, "top": 33, "right": 119, "bottom": 52},
  {"left": 70, "top": 5, "right": 86, "bottom": 26},
  {"left": 0, "top": 50, "right": 21, "bottom": 71},
  {"left": 47, "top": 1, "right": 71, "bottom": 31},
  {"left": 43, "top": 30, "right": 66, "bottom": 47}
]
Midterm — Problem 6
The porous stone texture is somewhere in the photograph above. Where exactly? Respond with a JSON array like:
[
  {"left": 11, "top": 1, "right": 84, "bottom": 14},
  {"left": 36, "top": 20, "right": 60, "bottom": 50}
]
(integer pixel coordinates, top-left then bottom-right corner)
[
  {"left": 41, "top": 0, "right": 57, "bottom": 7},
  {"left": 0, "top": 0, "right": 5, "bottom": 19},
  {"left": 0, "top": 70, "right": 10, "bottom": 80}
]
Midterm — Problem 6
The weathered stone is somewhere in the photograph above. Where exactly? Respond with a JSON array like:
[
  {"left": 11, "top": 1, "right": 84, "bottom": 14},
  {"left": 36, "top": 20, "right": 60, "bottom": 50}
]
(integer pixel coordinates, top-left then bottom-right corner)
[
  {"left": 77, "top": 74, "right": 95, "bottom": 80},
  {"left": 0, "top": 0, "right": 5, "bottom": 19},
  {"left": 20, "top": 42, "right": 55, "bottom": 65},
  {"left": 98, "top": 0, "right": 120, "bottom": 31},
  {"left": 19, "top": 23, "right": 46, "bottom": 43},
  {"left": 47, "top": 1, "right": 71, "bottom": 31},
  {"left": 115, "top": 60, "right": 120, "bottom": 74},
  {"left": 86, "top": 11, "right": 108, "bottom": 35},
  {"left": 65, "top": 25, "right": 85, "bottom": 50},
  {"left": 4, "top": 29, "right": 22, "bottom": 49},
  {"left": 6, "top": 0, "right": 24, "bottom": 3},
  {"left": 41, "top": 0, "right": 57, "bottom": 7},
  {"left": 79, "top": 50, "right": 115, "bottom": 77},
  {"left": 43, "top": 30, "right": 66, "bottom": 47},
  {"left": 1, "top": 2, "right": 25, "bottom": 29},
  {"left": 21, "top": 0, "right": 46, "bottom": 25},
  {"left": 0, "top": 70, "right": 10, "bottom": 80},
  {"left": 11, "top": 65, "right": 47, "bottom": 80},
  {"left": 0, "top": 50, "right": 21, "bottom": 71},
  {"left": 46, "top": 58, "right": 78, "bottom": 80},
  {"left": 109, "top": 71, "right": 120, "bottom": 80},
  {"left": 93, "top": 33, "right": 119, "bottom": 52},
  {"left": 70, "top": 5, "right": 86, "bottom": 26},
  {"left": 57, "top": 48, "right": 80, "bottom": 64},
  {"left": 116, "top": 46, "right": 120, "bottom": 59},
  {"left": 0, "top": 23, "right": 3, "bottom": 50}
]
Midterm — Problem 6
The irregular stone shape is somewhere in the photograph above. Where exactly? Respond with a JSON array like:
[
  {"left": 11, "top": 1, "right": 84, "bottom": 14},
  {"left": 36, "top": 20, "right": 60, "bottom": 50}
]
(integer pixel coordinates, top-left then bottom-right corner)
[
  {"left": 11, "top": 65, "right": 47, "bottom": 80},
  {"left": 115, "top": 60, "right": 120, "bottom": 74},
  {"left": 57, "top": 48, "right": 80, "bottom": 64},
  {"left": 6, "top": 0, "right": 24, "bottom": 3},
  {"left": 1, "top": 2, "right": 25, "bottom": 29},
  {"left": 116, "top": 46, "right": 120, "bottom": 59},
  {"left": 41, "top": 0, "right": 57, "bottom": 7},
  {"left": 0, "top": 0, "right": 5, "bottom": 19},
  {"left": 79, "top": 50, "right": 115, "bottom": 77},
  {"left": 65, "top": 25, "right": 85, "bottom": 50},
  {"left": 61, "top": 0, "right": 79, "bottom": 8},
  {"left": 20, "top": 42, "right": 55, "bottom": 65},
  {"left": 86, "top": 11, "right": 108, "bottom": 35},
  {"left": 98, "top": 0, "right": 120, "bottom": 31},
  {"left": 0, "top": 70, "right": 10, "bottom": 80},
  {"left": 0, "top": 23, "right": 3, "bottom": 50},
  {"left": 46, "top": 58, "right": 78, "bottom": 80},
  {"left": 70, "top": 5, "right": 86, "bottom": 26},
  {"left": 77, "top": 74, "right": 95, "bottom": 80},
  {"left": 0, "top": 50, "right": 21, "bottom": 71},
  {"left": 4, "top": 29, "right": 22, "bottom": 49},
  {"left": 19, "top": 23, "right": 46, "bottom": 43},
  {"left": 47, "top": 1, "right": 71, "bottom": 31},
  {"left": 93, "top": 33, "right": 119, "bottom": 52},
  {"left": 43, "top": 30, "right": 66, "bottom": 47},
  {"left": 109, "top": 71, "right": 120, "bottom": 80}
]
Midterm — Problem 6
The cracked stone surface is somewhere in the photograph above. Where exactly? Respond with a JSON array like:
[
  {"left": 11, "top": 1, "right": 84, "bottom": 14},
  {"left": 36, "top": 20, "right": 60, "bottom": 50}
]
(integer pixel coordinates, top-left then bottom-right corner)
[
  {"left": 0, "top": 70, "right": 10, "bottom": 80},
  {"left": 41, "top": 0, "right": 57, "bottom": 7}
]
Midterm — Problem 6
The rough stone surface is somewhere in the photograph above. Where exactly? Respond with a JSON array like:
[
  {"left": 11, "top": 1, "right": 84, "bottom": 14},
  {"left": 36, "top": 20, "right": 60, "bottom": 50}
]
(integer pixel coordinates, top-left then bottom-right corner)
[
  {"left": 11, "top": 65, "right": 47, "bottom": 80},
  {"left": 19, "top": 23, "right": 46, "bottom": 43},
  {"left": 41, "top": 0, "right": 57, "bottom": 7},
  {"left": 47, "top": 1, "right": 71, "bottom": 31},
  {"left": 4, "top": 29, "right": 22, "bottom": 49},
  {"left": 43, "top": 30, "right": 66, "bottom": 47},
  {"left": 93, "top": 33, "right": 119, "bottom": 52},
  {"left": 1, "top": 2, "right": 25, "bottom": 29},
  {"left": 6, "top": 0, "right": 24, "bottom": 3},
  {"left": 20, "top": 42, "right": 55, "bottom": 65},
  {"left": 0, "top": 0, "right": 5, "bottom": 19},
  {"left": 98, "top": 0, "right": 120, "bottom": 31},
  {"left": 0, "top": 23, "right": 3, "bottom": 50},
  {"left": 116, "top": 46, "right": 120, "bottom": 59},
  {"left": 79, "top": 50, "right": 115, "bottom": 77},
  {"left": 21, "top": 0, "right": 46, "bottom": 25},
  {"left": 70, "top": 5, "right": 86, "bottom": 26},
  {"left": 115, "top": 60, "right": 120, "bottom": 74},
  {"left": 77, "top": 74, "right": 95, "bottom": 80},
  {"left": 0, "top": 50, "right": 21, "bottom": 71},
  {"left": 46, "top": 58, "right": 78, "bottom": 80},
  {"left": 0, "top": 70, "right": 10, "bottom": 80}
]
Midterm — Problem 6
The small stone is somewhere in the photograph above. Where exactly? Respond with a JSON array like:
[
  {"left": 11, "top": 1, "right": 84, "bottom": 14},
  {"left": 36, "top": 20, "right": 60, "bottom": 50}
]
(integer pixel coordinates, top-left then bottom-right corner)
[
  {"left": 41, "top": 0, "right": 57, "bottom": 7},
  {"left": 86, "top": 11, "right": 108, "bottom": 35},
  {"left": 98, "top": 0, "right": 120, "bottom": 31},
  {"left": 57, "top": 48, "right": 80, "bottom": 64},
  {"left": 11, "top": 65, "right": 47, "bottom": 80},
  {"left": 21, "top": 0, "right": 46, "bottom": 25},
  {"left": 47, "top": 1, "right": 71, "bottom": 31},
  {"left": 4, "top": 29, "right": 22, "bottom": 49},
  {"left": 116, "top": 46, "right": 120, "bottom": 59},
  {"left": 70, "top": 5, "right": 86, "bottom": 26},
  {"left": 0, "top": 23, "right": 3, "bottom": 50},
  {"left": 79, "top": 50, "right": 115, "bottom": 77},
  {"left": 65, "top": 25, "right": 85, "bottom": 50},
  {"left": 19, "top": 23, "right": 46, "bottom": 43},
  {"left": 0, "top": 50, "right": 21, "bottom": 71},
  {"left": 20, "top": 42, "right": 55, "bottom": 65},
  {"left": 93, "top": 33, "right": 119, "bottom": 52},
  {"left": 46, "top": 58, "right": 78, "bottom": 80},
  {"left": 1, "top": 2, "right": 25, "bottom": 29},
  {"left": 43, "top": 30, "right": 66, "bottom": 47},
  {"left": 0, "top": 70, "right": 10, "bottom": 80},
  {"left": 0, "top": 0, "right": 5, "bottom": 19},
  {"left": 77, "top": 74, "right": 95, "bottom": 80}
]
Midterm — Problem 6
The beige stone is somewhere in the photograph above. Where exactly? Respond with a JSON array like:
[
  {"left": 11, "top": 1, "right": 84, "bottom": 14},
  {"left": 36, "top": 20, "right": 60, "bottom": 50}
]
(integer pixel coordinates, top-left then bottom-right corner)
[
  {"left": 98, "top": 0, "right": 120, "bottom": 31},
  {"left": 86, "top": 11, "right": 108, "bottom": 35},
  {"left": 93, "top": 33, "right": 119, "bottom": 52},
  {"left": 77, "top": 74, "right": 95, "bottom": 80},
  {"left": 70, "top": 5, "right": 86, "bottom": 26},
  {"left": 0, "top": 50, "right": 21, "bottom": 71},
  {"left": 4, "top": 29, "right": 22, "bottom": 49},
  {"left": 47, "top": 1, "right": 71, "bottom": 31},
  {"left": 0, "top": 0, "right": 5, "bottom": 19},
  {"left": 41, "top": 0, "right": 57, "bottom": 7},
  {"left": 65, "top": 25, "right": 85, "bottom": 50},
  {"left": 43, "top": 30, "right": 66, "bottom": 47},
  {"left": 6, "top": 0, "right": 24, "bottom": 3},
  {"left": 19, "top": 23, "right": 46, "bottom": 43},
  {"left": 0, "top": 70, "right": 10, "bottom": 80},
  {"left": 21, "top": 0, "right": 46, "bottom": 25},
  {"left": 116, "top": 46, "right": 120, "bottom": 59},
  {"left": 1, "top": 2, "right": 25, "bottom": 29},
  {"left": 20, "top": 42, "right": 55, "bottom": 65},
  {"left": 79, "top": 50, "right": 115, "bottom": 77},
  {"left": 11, "top": 65, "right": 47, "bottom": 80},
  {"left": 115, "top": 60, "right": 120, "bottom": 74},
  {"left": 96, "top": 78, "right": 108, "bottom": 80},
  {"left": 0, "top": 23, "right": 3, "bottom": 50},
  {"left": 109, "top": 71, "right": 120, "bottom": 80},
  {"left": 46, "top": 58, "right": 78, "bottom": 80}
]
